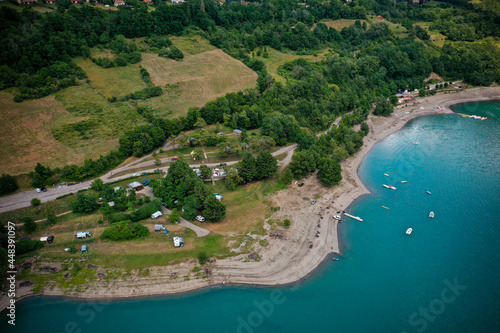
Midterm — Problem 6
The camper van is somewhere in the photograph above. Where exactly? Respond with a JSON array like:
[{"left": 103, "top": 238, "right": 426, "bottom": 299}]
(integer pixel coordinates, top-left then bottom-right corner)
[
  {"left": 154, "top": 224, "right": 166, "bottom": 232},
  {"left": 151, "top": 211, "right": 163, "bottom": 219},
  {"left": 75, "top": 231, "right": 92, "bottom": 239},
  {"left": 173, "top": 237, "right": 184, "bottom": 247}
]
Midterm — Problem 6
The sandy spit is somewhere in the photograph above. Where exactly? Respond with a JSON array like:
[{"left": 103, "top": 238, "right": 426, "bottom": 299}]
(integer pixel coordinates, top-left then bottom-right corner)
[{"left": 2, "top": 87, "right": 499, "bottom": 311}]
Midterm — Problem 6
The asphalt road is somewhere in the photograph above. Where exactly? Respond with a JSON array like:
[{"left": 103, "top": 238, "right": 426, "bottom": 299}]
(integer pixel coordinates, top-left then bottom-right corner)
[{"left": 0, "top": 115, "right": 342, "bottom": 214}]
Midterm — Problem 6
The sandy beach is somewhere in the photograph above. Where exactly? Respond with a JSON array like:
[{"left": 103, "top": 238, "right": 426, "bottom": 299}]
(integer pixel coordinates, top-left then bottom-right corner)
[{"left": 2, "top": 87, "right": 499, "bottom": 310}]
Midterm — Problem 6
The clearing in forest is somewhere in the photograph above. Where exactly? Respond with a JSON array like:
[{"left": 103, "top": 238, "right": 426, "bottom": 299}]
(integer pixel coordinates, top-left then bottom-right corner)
[
  {"left": 320, "top": 19, "right": 370, "bottom": 30},
  {"left": 250, "top": 47, "right": 329, "bottom": 82}
]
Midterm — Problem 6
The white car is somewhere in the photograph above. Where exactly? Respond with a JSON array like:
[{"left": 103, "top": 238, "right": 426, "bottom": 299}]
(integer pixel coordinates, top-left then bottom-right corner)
[
  {"left": 35, "top": 188, "right": 41, "bottom": 193},
  {"left": 133, "top": 173, "right": 140, "bottom": 176},
  {"left": 195, "top": 215, "right": 205, "bottom": 222}
]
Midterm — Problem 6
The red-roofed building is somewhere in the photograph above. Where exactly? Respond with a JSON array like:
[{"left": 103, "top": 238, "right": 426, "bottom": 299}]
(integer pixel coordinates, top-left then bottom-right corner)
[
  {"left": 143, "top": 0, "right": 153, "bottom": 3},
  {"left": 114, "top": 0, "right": 125, "bottom": 6}
]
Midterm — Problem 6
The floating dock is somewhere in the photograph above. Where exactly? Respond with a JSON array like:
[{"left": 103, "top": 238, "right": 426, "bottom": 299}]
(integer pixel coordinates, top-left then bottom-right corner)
[{"left": 344, "top": 213, "right": 363, "bottom": 221}]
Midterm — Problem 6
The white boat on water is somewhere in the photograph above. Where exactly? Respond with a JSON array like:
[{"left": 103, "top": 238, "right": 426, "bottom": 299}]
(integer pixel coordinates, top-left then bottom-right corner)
[
  {"left": 406, "top": 228, "right": 413, "bottom": 235},
  {"left": 383, "top": 184, "right": 397, "bottom": 190},
  {"left": 429, "top": 211, "right": 435, "bottom": 218},
  {"left": 413, "top": 142, "right": 420, "bottom": 145},
  {"left": 384, "top": 173, "right": 390, "bottom": 177}
]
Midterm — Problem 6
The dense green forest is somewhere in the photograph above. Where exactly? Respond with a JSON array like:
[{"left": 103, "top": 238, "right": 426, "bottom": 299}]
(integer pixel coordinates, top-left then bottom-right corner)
[{"left": 1, "top": 0, "right": 499, "bottom": 187}]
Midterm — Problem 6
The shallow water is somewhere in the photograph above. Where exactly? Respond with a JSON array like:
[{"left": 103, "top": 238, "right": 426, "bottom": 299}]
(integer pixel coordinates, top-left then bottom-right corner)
[{"left": 2, "top": 101, "right": 499, "bottom": 333}]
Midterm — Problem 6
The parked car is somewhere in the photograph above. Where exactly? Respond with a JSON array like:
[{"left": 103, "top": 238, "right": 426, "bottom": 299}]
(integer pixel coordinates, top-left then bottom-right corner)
[
  {"left": 142, "top": 180, "right": 150, "bottom": 186},
  {"left": 133, "top": 173, "right": 140, "bottom": 177},
  {"left": 141, "top": 172, "right": 147, "bottom": 176},
  {"left": 41, "top": 187, "right": 47, "bottom": 192},
  {"left": 298, "top": 183, "right": 304, "bottom": 187},
  {"left": 195, "top": 215, "right": 205, "bottom": 222},
  {"left": 35, "top": 188, "right": 41, "bottom": 193},
  {"left": 220, "top": 162, "right": 227, "bottom": 166},
  {"left": 171, "top": 157, "right": 177, "bottom": 161},
  {"left": 47, "top": 236, "right": 54, "bottom": 244},
  {"left": 311, "top": 200, "right": 317, "bottom": 205},
  {"left": 154, "top": 169, "right": 163, "bottom": 173}
]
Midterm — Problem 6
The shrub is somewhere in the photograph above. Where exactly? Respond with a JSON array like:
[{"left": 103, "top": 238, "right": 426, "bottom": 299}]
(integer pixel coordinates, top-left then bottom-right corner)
[
  {"left": 23, "top": 217, "right": 37, "bottom": 234},
  {"left": 100, "top": 220, "right": 149, "bottom": 240},
  {"left": 111, "top": 212, "right": 130, "bottom": 223},
  {"left": 30, "top": 198, "right": 41, "bottom": 207},
  {"left": 198, "top": 251, "right": 208, "bottom": 265},
  {"left": 16, "top": 239, "right": 44, "bottom": 255},
  {"left": 130, "top": 200, "right": 161, "bottom": 222},
  {"left": 284, "top": 219, "right": 291, "bottom": 228},
  {"left": 0, "top": 174, "right": 18, "bottom": 195}
]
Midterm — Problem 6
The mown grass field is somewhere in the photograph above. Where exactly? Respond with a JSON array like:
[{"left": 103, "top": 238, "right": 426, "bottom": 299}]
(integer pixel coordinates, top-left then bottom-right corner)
[
  {"left": 170, "top": 35, "right": 217, "bottom": 55},
  {"left": 74, "top": 57, "right": 148, "bottom": 98},
  {"left": 138, "top": 48, "right": 257, "bottom": 117},
  {"left": 319, "top": 19, "right": 370, "bottom": 30},
  {"left": 0, "top": 91, "right": 75, "bottom": 175}
]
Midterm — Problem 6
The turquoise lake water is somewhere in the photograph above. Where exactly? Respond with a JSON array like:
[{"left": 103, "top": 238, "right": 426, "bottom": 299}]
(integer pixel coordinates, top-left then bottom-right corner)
[{"left": 2, "top": 101, "right": 499, "bottom": 333}]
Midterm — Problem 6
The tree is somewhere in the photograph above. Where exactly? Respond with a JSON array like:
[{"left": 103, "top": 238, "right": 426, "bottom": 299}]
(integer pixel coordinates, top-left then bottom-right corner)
[
  {"left": 183, "top": 195, "right": 201, "bottom": 220},
  {"left": 389, "top": 95, "right": 398, "bottom": 105},
  {"left": 71, "top": 194, "right": 99, "bottom": 213},
  {"left": 46, "top": 207, "right": 57, "bottom": 226},
  {"left": 154, "top": 156, "right": 161, "bottom": 170},
  {"left": 238, "top": 152, "right": 256, "bottom": 182},
  {"left": 169, "top": 208, "right": 181, "bottom": 223},
  {"left": 290, "top": 151, "right": 316, "bottom": 179},
  {"left": 225, "top": 170, "right": 243, "bottom": 190},
  {"left": 23, "top": 217, "right": 37, "bottom": 234},
  {"left": 317, "top": 159, "right": 342, "bottom": 186},
  {"left": 255, "top": 151, "right": 278, "bottom": 180},
  {"left": 203, "top": 196, "right": 226, "bottom": 222},
  {"left": 31, "top": 173, "right": 46, "bottom": 188},
  {"left": 0, "top": 174, "right": 18, "bottom": 195},
  {"left": 200, "top": 165, "right": 211, "bottom": 180},
  {"left": 31, "top": 198, "right": 41, "bottom": 207},
  {"left": 90, "top": 178, "right": 104, "bottom": 192},
  {"left": 373, "top": 100, "right": 393, "bottom": 116}
]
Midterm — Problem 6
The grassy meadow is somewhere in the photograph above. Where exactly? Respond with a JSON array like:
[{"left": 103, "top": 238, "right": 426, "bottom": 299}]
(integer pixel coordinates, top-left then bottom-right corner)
[
  {"left": 138, "top": 48, "right": 257, "bottom": 117},
  {"left": 0, "top": 35, "right": 257, "bottom": 175}
]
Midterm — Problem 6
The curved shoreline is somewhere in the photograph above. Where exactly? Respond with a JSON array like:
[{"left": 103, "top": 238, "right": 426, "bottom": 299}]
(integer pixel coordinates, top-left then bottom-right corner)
[{"left": 2, "top": 87, "right": 499, "bottom": 310}]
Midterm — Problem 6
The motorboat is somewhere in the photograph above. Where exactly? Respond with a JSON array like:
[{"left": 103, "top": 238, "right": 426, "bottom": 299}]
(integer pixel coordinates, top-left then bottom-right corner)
[
  {"left": 384, "top": 173, "right": 390, "bottom": 177},
  {"left": 429, "top": 211, "right": 435, "bottom": 218},
  {"left": 401, "top": 181, "right": 407, "bottom": 183},
  {"left": 413, "top": 142, "right": 420, "bottom": 145},
  {"left": 383, "top": 184, "right": 397, "bottom": 190},
  {"left": 406, "top": 228, "right": 413, "bottom": 235},
  {"left": 426, "top": 191, "right": 432, "bottom": 195}
]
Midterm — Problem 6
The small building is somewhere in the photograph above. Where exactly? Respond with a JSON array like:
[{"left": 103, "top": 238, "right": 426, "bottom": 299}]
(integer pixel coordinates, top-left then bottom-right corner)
[
  {"left": 128, "top": 181, "right": 144, "bottom": 191},
  {"left": 81, "top": 245, "right": 88, "bottom": 254},
  {"left": 454, "top": 84, "right": 462, "bottom": 89},
  {"left": 217, "top": 132, "right": 224, "bottom": 136},
  {"left": 46, "top": 0, "right": 56, "bottom": 4},
  {"left": 143, "top": 0, "right": 153, "bottom": 3},
  {"left": 173, "top": 237, "right": 184, "bottom": 247},
  {"left": 71, "top": 0, "right": 82, "bottom": 4},
  {"left": 171, "top": 0, "right": 185, "bottom": 3},
  {"left": 108, "top": 201, "right": 115, "bottom": 207},
  {"left": 233, "top": 129, "right": 242, "bottom": 135},
  {"left": 114, "top": 0, "right": 125, "bottom": 6}
]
